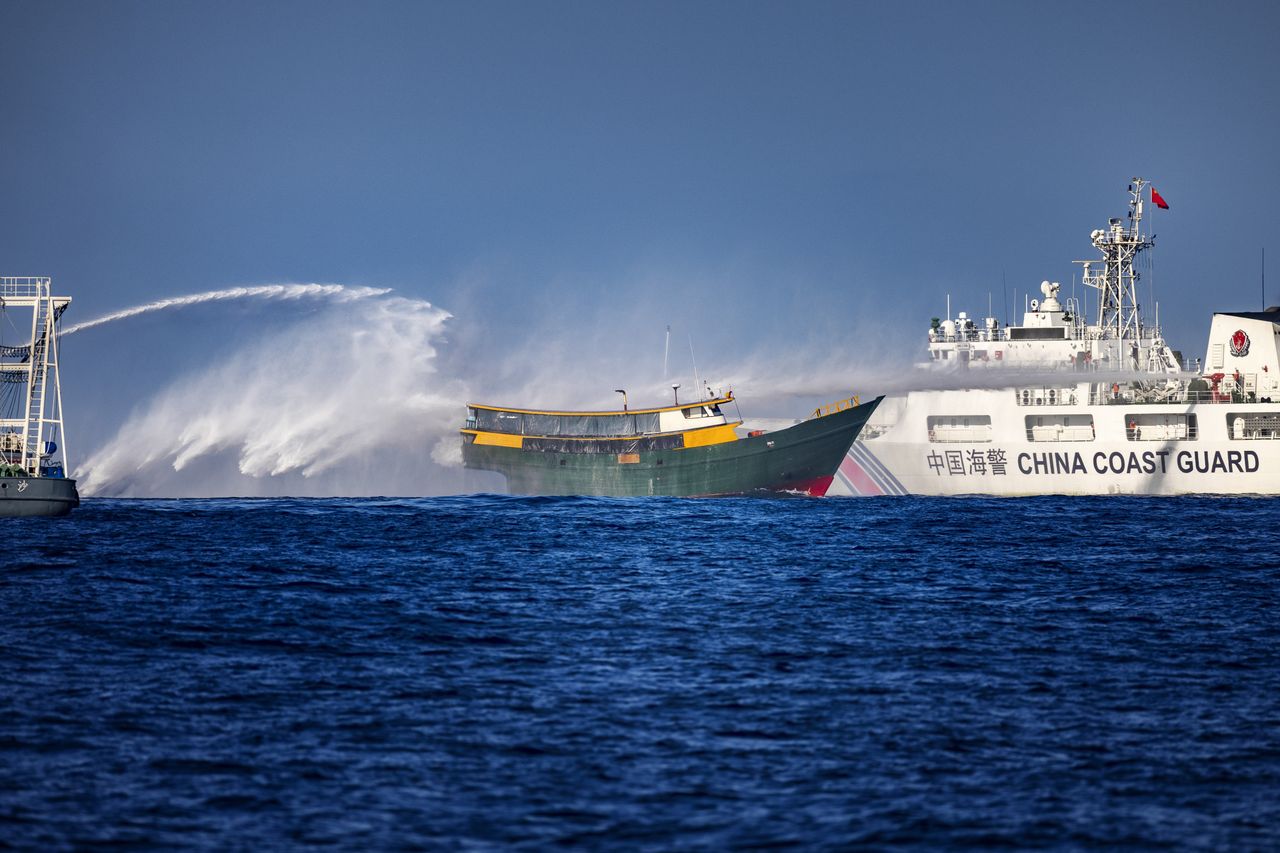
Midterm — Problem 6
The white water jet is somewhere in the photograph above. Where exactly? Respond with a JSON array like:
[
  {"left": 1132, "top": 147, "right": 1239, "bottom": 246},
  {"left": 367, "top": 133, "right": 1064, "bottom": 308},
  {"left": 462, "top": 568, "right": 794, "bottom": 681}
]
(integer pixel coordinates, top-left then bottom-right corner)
[
  {"left": 77, "top": 295, "right": 465, "bottom": 496},
  {"left": 62, "top": 284, "right": 391, "bottom": 336}
]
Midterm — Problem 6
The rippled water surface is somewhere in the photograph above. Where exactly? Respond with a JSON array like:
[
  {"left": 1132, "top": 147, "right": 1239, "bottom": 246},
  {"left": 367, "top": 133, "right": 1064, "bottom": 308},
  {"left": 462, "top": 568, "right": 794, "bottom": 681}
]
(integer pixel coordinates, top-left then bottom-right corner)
[{"left": 3, "top": 496, "right": 1279, "bottom": 849}]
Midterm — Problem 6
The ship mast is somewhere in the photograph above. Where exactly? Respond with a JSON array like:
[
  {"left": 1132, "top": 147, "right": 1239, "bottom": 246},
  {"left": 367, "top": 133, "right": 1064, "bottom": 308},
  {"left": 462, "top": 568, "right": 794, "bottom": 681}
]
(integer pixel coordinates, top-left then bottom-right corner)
[{"left": 1078, "top": 177, "right": 1153, "bottom": 343}]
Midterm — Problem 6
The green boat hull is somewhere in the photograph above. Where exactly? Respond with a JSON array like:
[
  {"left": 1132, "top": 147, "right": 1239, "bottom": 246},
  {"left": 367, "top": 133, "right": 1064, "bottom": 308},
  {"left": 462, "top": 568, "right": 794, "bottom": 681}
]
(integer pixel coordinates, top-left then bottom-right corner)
[{"left": 463, "top": 397, "right": 882, "bottom": 497}]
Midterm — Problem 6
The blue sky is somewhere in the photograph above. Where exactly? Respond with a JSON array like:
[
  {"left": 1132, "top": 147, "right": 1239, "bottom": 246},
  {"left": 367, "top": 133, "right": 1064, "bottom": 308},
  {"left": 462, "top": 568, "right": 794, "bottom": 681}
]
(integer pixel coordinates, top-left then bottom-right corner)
[{"left": 3, "top": 1, "right": 1279, "bottom": 493}]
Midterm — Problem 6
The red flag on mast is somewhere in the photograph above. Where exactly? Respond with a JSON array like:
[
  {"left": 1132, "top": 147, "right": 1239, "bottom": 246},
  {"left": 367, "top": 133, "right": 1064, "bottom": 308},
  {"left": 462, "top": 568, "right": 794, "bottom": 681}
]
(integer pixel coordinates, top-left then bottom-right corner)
[{"left": 1151, "top": 187, "right": 1170, "bottom": 209}]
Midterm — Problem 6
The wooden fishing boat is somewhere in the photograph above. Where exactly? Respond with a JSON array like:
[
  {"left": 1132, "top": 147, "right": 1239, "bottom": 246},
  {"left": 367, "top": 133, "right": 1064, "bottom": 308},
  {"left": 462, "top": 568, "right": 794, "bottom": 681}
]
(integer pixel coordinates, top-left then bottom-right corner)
[{"left": 461, "top": 391, "right": 882, "bottom": 497}]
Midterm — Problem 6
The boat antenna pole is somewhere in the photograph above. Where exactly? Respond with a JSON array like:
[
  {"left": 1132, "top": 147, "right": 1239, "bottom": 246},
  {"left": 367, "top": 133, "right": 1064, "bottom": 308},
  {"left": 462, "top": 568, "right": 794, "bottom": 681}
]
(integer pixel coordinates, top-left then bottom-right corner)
[
  {"left": 663, "top": 324, "right": 670, "bottom": 379},
  {"left": 688, "top": 334, "right": 700, "bottom": 401},
  {"left": 1002, "top": 268, "right": 1008, "bottom": 327}
]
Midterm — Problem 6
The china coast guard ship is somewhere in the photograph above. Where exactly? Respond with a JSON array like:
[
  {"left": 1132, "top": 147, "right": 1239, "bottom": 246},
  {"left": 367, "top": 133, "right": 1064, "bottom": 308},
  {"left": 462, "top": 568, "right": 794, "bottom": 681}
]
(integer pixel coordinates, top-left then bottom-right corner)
[
  {"left": 1, "top": 276, "right": 78, "bottom": 516},
  {"left": 831, "top": 178, "right": 1280, "bottom": 496}
]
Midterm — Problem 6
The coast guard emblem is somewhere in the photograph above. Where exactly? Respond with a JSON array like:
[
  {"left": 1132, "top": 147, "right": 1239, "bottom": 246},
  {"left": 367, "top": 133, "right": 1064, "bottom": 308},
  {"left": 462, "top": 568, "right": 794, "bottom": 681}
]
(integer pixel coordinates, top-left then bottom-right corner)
[{"left": 1230, "top": 329, "right": 1251, "bottom": 358}]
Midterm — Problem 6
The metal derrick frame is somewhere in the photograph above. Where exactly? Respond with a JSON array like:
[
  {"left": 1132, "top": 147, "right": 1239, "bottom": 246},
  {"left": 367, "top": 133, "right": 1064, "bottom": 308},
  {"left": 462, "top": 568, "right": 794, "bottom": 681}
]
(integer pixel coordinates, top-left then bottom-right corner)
[
  {"left": 1078, "top": 177, "right": 1154, "bottom": 345},
  {"left": 0, "top": 277, "right": 71, "bottom": 476}
]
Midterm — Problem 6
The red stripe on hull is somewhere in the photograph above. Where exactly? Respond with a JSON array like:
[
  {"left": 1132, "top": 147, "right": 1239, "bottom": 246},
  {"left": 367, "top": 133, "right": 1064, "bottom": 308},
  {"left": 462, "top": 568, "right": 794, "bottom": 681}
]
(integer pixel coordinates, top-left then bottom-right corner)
[{"left": 839, "top": 454, "right": 883, "bottom": 496}]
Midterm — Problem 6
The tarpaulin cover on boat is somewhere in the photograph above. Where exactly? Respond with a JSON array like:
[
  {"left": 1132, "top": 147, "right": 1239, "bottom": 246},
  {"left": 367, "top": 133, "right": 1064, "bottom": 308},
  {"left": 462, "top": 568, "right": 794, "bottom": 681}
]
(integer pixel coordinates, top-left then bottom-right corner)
[
  {"left": 520, "top": 434, "right": 686, "bottom": 454},
  {"left": 473, "top": 409, "right": 664, "bottom": 437}
]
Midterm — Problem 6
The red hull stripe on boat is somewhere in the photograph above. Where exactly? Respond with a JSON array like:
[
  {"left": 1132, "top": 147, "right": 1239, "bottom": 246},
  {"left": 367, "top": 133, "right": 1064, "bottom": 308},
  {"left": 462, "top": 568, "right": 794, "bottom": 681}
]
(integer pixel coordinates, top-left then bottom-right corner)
[{"left": 789, "top": 475, "right": 835, "bottom": 497}]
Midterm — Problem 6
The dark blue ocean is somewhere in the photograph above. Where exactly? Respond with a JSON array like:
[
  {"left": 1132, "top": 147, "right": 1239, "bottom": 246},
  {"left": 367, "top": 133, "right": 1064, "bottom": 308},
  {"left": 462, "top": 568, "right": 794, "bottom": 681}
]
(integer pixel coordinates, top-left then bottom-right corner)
[{"left": 3, "top": 496, "right": 1279, "bottom": 849}]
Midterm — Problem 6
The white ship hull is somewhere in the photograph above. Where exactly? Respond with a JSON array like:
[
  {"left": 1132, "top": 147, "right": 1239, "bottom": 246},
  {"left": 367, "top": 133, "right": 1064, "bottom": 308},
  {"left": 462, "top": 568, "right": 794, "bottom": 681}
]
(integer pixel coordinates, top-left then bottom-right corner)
[{"left": 830, "top": 389, "right": 1280, "bottom": 496}]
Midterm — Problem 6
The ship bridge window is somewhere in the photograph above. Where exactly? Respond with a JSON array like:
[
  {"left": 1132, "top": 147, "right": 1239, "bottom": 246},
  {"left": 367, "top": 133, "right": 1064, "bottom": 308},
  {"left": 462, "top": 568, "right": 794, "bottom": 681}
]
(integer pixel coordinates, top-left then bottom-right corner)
[
  {"left": 1228, "top": 412, "right": 1280, "bottom": 440},
  {"left": 926, "top": 415, "right": 992, "bottom": 443},
  {"left": 683, "top": 406, "right": 715, "bottom": 418},
  {"left": 1025, "top": 414, "right": 1095, "bottom": 442},
  {"left": 1125, "top": 413, "right": 1198, "bottom": 441},
  {"left": 1010, "top": 327, "right": 1067, "bottom": 340}
]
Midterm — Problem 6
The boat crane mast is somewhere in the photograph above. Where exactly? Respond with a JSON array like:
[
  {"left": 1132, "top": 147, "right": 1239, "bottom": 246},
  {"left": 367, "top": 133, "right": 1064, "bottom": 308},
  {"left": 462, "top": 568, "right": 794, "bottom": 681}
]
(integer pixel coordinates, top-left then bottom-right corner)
[
  {"left": 0, "top": 277, "right": 71, "bottom": 476},
  {"left": 1077, "top": 177, "right": 1153, "bottom": 344}
]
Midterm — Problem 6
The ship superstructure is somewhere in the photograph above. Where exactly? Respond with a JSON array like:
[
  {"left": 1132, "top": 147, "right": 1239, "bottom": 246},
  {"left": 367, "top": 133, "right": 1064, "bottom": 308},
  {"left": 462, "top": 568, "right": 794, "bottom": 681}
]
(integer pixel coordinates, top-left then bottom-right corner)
[
  {"left": 1, "top": 276, "right": 79, "bottom": 516},
  {"left": 831, "top": 179, "right": 1280, "bottom": 496},
  {"left": 923, "top": 179, "right": 1180, "bottom": 376}
]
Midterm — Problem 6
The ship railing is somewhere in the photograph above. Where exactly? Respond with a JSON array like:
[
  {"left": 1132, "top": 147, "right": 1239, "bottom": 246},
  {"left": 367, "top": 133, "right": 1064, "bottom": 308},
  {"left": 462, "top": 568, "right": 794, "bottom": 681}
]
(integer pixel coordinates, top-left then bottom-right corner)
[
  {"left": 929, "top": 326, "right": 1096, "bottom": 344},
  {"left": 1180, "top": 390, "right": 1224, "bottom": 404},
  {"left": 1091, "top": 388, "right": 1273, "bottom": 406},
  {"left": 0, "top": 277, "right": 51, "bottom": 298},
  {"left": 932, "top": 330, "right": 1004, "bottom": 344},
  {"left": 1182, "top": 389, "right": 1272, "bottom": 404},
  {"left": 812, "top": 396, "right": 861, "bottom": 419}
]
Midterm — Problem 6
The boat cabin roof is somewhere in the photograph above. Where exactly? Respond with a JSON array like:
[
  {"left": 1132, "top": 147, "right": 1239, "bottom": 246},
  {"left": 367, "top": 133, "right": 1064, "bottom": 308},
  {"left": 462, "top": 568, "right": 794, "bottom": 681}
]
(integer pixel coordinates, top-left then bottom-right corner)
[{"left": 466, "top": 393, "right": 733, "bottom": 418}]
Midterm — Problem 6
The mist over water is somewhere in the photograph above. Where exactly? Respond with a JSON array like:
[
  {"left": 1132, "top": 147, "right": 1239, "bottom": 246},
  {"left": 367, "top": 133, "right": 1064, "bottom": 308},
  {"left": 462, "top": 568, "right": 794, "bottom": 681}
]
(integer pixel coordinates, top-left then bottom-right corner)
[
  {"left": 68, "top": 283, "right": 884, "bottom": 496},
  {"left": 67, "top": 279, "right": 1165, "bottom": 497}
]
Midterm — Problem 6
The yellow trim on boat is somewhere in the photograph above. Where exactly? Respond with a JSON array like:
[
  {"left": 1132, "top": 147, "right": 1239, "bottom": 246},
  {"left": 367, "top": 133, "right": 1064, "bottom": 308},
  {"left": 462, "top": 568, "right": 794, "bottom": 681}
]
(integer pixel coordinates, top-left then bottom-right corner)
[
  {"left": 470, "top": 431, "right": 524, "bottom": 448},
  {"left": 812, "top": 395, "right": 861, "bottom": 419},
  {"left": 679, "top": 423, "right": 740, "bottom": 449},
  {"left": 461, "top": 422, "right": 746, "bottom": 446},
  {"left": 466, "top": 394, "right": 734, "bottom": 418}
]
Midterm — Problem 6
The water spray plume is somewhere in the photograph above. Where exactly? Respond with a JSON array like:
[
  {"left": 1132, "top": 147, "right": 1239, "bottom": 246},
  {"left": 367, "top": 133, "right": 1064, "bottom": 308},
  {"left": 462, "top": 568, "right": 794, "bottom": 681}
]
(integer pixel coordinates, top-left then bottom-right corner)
[
  {"left": 61, "top": 284, "right": 391, "bottom": 335},
  {"left": 77, "top": 295, "right": 463, "bottom": 497}
]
